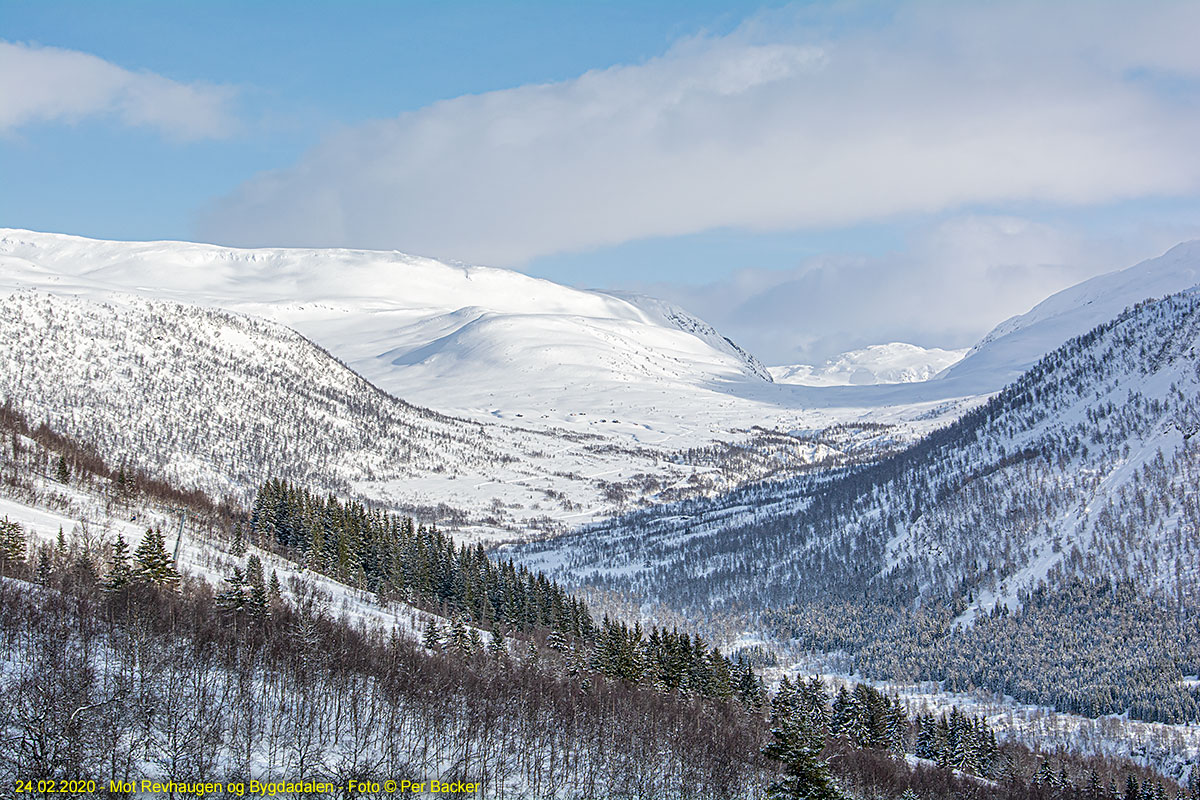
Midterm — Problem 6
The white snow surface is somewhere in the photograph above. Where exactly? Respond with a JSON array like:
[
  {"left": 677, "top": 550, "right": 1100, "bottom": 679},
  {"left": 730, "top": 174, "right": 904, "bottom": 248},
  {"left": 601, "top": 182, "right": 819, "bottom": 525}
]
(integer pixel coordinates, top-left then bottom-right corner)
[
  {"left": 0, "top": 230, "right": 766, "bottom": 425},
  {"left": 770, "top": 343, "right": 969, "bottom": 386},
  {"left": 5, "top": 230, "right": 1200, "bottom": 449}
]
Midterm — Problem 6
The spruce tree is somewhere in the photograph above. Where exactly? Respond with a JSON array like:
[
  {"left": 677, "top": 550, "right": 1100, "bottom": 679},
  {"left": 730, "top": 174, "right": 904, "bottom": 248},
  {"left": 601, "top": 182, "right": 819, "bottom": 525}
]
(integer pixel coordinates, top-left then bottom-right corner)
[
  {"left": 487, "top": 629, "right": 507, "bottom": 659},
  {"left": 36, "top": 547, "right": 53, "bottom": 584},
  {"left": 104, "top": 534, "right": 132, "bottom": 592},
  {"left": 0, "top": 517, "right": 26, "bottom": 572},
  {"left": 217, "top": 566, "right": 247, "bottom": 614},
  {"left": 915, "top": 714, "right": 938, "bottom": 760},
  {"left": 232, "top": 522, "right": 247, "bottom": 557},
  {"left": 245, "top": 554, "right": 268, "bottom": 618},
  {"left": 546, "top": 628, "right": 569, "bottom": 652},
  {"left": 132, "top": 527, "right": 180, "bottom": 589},
  {"left": 764, "top": 683, "right": 845, "bottom": 800},
  {"left": 830, "top": 687, "right": 854, "bottom": 739},
  {"left": 421, "top": 619, "right": 442, "bottom": 651},
  {"left": 884, "top": 698, "right": 907, "bottom": 754},
  {"left": 449, "top": 615, "right": 470, "bottom": 653},
  {"left": 55, "top": 527, "right": 68, "bottom": 563}
]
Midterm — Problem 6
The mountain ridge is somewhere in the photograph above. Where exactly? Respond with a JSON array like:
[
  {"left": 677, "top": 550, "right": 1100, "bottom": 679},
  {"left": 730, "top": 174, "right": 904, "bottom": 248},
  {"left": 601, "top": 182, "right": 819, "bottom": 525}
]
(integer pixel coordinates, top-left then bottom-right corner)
[{"left": 942, "top": 239, "right": 1200, "bottom": 391}]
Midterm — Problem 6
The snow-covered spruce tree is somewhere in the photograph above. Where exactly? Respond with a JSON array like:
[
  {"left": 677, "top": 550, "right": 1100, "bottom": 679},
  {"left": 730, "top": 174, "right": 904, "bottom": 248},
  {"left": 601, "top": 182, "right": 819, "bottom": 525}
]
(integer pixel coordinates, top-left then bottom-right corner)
[
  {"left": 245, "top": 554, "right": 268, "bottom": 618},
  {"left": 449, "top": 614, "right": 470, "bottom": 653},
  {"left": 487, "top": 628, "right": 507, "bottom": 659},
  {"left": 545, "top": 627, "right": 569, "bottom": 652},
  {"left": 421, "top": 618, "right": 443, "bottom": 651},
  {"left": 103, "top": 534, "right": 132, "bottom": 592},
  {"left": 217, "top": 566, "right": 247, "bottom": 614},
  {"left": 0, "top": 517, "right": 26, "bottom": 574},
  {"left": 764, "top": 680, "right": 844, "bottom": 800},
  {"left": 131, "top": 527, "right": 180, "bottom": 589}
]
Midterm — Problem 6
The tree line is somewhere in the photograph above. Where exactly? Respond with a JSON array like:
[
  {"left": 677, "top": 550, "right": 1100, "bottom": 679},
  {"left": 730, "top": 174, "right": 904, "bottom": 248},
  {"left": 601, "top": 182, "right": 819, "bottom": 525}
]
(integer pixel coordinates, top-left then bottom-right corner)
[{"left": 248, "top": 479, "right": 761, "bottom": 706}]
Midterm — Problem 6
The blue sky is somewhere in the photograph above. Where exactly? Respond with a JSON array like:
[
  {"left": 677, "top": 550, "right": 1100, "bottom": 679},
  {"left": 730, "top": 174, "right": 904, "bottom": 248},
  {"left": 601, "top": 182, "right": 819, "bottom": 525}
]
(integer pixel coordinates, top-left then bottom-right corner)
[
  {"left": 4, "top": 1, "right": 1200, "bottom": 363},
  {"left": 2, "top": 1, "right": 776, "bottom": 245}
]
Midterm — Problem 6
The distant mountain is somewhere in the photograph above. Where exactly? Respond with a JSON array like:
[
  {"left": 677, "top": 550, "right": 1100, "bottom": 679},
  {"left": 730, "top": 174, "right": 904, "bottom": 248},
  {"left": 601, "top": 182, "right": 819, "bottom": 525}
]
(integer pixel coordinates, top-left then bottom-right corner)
[
  {"left": 770, "top": 343, "right": 968, "bottom": 387},
  {"left": 0, "top": 230, "right": 770, "bottom": 430}
]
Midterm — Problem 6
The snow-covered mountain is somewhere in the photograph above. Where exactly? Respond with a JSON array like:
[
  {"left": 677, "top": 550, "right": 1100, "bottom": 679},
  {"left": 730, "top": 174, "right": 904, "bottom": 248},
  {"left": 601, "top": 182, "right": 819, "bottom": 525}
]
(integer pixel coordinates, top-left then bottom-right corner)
[
  {"left": 940, "top": 240, "right": 1200, "bottom": 392},
  {"left": 0, "top": 230, "right": 777, "bottom": 433},
  {"left": 0, "top": 290, "right": 790, "bottom": 539},
  {"left": 770, "top": 343, "right": 968, "bottom": 387},
  {"left": 0, "top": 229, "right": 988, "bottom": 456}
]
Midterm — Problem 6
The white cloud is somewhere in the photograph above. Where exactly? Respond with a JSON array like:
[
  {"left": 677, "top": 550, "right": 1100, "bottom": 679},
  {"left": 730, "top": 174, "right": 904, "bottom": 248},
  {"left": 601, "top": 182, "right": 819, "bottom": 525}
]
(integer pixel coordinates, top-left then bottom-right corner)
[
  {"left": 639, "top": 215, "right": 1200, "bottom": 365},
  {"left": 0, "top": 41, "right": 236, "bottom": 139},
  {"left": 200, "top": 1, "right": 1200, "bottom": 264}
]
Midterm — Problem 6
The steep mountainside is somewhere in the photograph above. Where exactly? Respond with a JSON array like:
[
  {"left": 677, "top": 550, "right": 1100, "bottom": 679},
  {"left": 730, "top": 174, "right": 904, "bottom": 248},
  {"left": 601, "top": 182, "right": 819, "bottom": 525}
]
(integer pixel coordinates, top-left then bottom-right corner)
[
  {"left": 511, "top": 289, "right": 1200, "bottom": 722},
  {"left": 0, "top": 292, "right": 501, "bottom": 500},
  {"left": 942, "top": 240, "right": 1200, "bottom": 392}
]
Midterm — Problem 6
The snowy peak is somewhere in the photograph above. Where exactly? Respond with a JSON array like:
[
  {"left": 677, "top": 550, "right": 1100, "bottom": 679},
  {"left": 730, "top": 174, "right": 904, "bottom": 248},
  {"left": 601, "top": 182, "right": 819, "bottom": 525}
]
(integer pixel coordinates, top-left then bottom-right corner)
[
  {"left": 769, "top": 343, "right": 968, "bottom": 387},
  {"left": 0, "top": 229, "right": 642, "bottom": 317},
  {"left": 604, "top": 291, "right": 773, "bottom": 381}
]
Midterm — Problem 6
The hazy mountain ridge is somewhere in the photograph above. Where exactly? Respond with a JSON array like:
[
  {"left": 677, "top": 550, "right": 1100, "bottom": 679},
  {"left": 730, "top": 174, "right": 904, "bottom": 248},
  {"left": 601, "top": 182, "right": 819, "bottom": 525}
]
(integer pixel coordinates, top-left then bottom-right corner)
[
  {"left": 770, "top": 343, "right": 968, "bottom": 387},
  {"left": 942, "top": 240, "right": 1200, "bottom": 392}
]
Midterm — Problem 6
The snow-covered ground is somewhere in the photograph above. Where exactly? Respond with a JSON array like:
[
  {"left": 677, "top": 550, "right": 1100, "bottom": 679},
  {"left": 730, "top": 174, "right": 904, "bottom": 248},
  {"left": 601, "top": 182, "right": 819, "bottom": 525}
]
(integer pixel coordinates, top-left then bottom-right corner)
[{"left": 741, "top": 646, "right": 1200, "bottom": 784}]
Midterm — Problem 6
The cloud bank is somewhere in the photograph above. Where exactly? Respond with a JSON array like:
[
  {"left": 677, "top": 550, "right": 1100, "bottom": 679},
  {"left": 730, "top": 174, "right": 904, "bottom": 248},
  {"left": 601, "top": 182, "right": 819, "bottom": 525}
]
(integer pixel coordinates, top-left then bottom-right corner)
[
  {"left": 0, "top": 41, "right": 236, "bottom": 139},
  {"left": 200, "top": 2, "right": 1200, "bottom": 265}
]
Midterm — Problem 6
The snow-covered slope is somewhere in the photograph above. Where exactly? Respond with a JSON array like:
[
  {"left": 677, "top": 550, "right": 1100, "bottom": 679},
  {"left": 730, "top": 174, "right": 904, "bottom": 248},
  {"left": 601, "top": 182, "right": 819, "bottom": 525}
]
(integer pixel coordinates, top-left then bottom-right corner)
[
  {"left": 0, "top": 230, "right": 770, "bottom": 426},
  {"left": 770, "top": 343, "right": 968, "bottom": 387},
  {"left": 941, "top": 240, "right": 1200, "bottom": 391},
  {"left": 0, "top": 229, "right": 981, "bottom": 457},
  {"left": 0, "top": 290, "right": 789, "bottom": 539}
]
